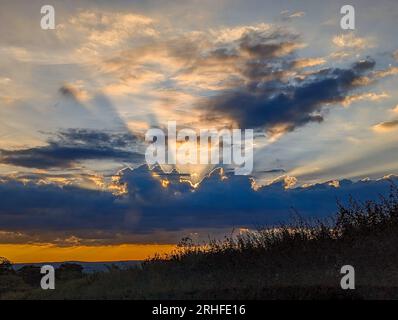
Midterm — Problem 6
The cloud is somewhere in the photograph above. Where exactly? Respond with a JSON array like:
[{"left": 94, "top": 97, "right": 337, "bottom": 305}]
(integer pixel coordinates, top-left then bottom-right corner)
[
  {"left": 99, "top": 24, "right": 301, "bottom": 96},
  {"left": 0, "top": 129, "right": 143, "bottom": 169},
  {"left": 1, "top": 171, "right": 115, "bottom": 192},
  {"left": 54, "top": 128, "right": 139, "bottom": 148},
  {"left": 342, "top": 92, "right": 389, "bottom": 107},
  {"left": 239, "top": 31, "right": 303, "bottom": 59},
  {"left": 280, "top": 10, "right": 305, "bottom": 21},
  {"left": 288, "top": 11, "right": 305, "bottom": 18},
  {"left": 59, "top": 84, "right": 90, "bottom": 101},
  {"left": 394, "top": 50, "right": 398, "bottom": 61},
  {"left": 267, "top": 175, "right": 298, "bottom": 189},
  {"left": 374, "top": 66, "right": 398, "bottom": 78},
  {"left": 201, "top": 58, "right": 376, "bottom": 135},
  {"left": 58, "top": 10, "right": 158, "bottom": 49},
  {"left": 95, "top": 24, "right": 318, "bottom": 131},
  {"left": 0, "top": 164, "right": 395, "bottom": 245},
  {"left": 209, "top": 23, "right": 272, "bottom": 43},
  {"left": 373, "top": 120, "right": 398, "bottom": 133},
  {"left": 0, "top": 77, "right": 11, "bottom": 85},
  {"left": 61, "top": 20, "right": 391, "bottom": 139},
  {"left": 291, "top": 57, "right": 326, "bottom": 69},
  {"left": 105, "top": 24, "right": 376, "bottom": 137},
  {"left": 332, "top": 34, "right": 373, "bottom": 50}
]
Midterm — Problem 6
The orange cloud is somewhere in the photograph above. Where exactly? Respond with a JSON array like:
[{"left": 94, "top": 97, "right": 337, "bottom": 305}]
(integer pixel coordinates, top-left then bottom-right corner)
[
  {"left": 373, "top": 120, "right": 398, "bottom": 133},
  {"left": 342, "top": 92, "right": 389, "bottom": 107},
  {"left": 65, "top": 11, "right": 158, "bottom": 48},
  {"left": 332, "top": 34, "right": 373, "bottom": 50},
  {"left": 375, "top": 66, "right": 398, "bottom": 78},
  {"left": 292, "top": 57, "right": 326, "bottom": 69}
]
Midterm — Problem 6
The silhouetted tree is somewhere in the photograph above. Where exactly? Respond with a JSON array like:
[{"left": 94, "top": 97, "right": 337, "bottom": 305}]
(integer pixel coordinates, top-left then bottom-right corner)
[{"left": 0, "top": 257, "right": 13, "bottom": 275}]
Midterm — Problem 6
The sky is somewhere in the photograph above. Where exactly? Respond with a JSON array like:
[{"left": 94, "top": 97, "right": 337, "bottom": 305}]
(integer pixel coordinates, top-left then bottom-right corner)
[{"left": 1, "top": 0, "right": 398, "bottom": 262}]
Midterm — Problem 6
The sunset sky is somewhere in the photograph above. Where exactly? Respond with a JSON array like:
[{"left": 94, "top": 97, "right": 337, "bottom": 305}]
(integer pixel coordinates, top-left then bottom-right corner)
[{"left": 1, "top": 0, "right": 398, "bottom": 262}]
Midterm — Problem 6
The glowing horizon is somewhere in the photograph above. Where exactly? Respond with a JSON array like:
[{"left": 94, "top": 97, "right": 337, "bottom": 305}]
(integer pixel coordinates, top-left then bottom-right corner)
[{"left": 0, "top": 243, "right": 176, "bottom": 264}]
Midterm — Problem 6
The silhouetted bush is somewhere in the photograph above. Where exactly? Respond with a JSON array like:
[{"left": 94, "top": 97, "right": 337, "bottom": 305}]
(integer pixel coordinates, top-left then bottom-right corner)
[
  {"left": 56, "top": 263, "right": 84, "bottom": 281},
  {"left": 17, "top": 265, "right": 42, "bottom": 287},
  {"left": 0, "top": 274, "right": 28, "bottom": 297}
]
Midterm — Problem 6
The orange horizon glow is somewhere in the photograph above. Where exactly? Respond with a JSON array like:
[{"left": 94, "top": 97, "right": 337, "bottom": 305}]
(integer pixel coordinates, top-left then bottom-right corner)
[{"left": 0, "top": 243, "right": 176, "bottom": 264}]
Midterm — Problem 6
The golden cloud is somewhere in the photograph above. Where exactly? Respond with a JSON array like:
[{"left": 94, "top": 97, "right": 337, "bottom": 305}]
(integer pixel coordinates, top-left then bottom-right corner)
[
  {"left": 373, "top": 120, "right": 398, "bottom": 133},
  {"left": 292, "top": 57, "right": 326, "bottom": 69},
  {"left": 342, "top": 92, "right": 389, "bottom": 107},
  {"left": 374, "top": 66, "right": 398, "bottom": 78},
  {"left": 209, "top": 23, "right": 271, "bottom": 43},
  {"left": 284, "top": 176, "right": 298, "bottom": 189},
  {"left": 67, "top": 11, "right": 158, "bottom": 47},
  {"left": 332, "top": 34, "right": 373, "bottom": 50}
]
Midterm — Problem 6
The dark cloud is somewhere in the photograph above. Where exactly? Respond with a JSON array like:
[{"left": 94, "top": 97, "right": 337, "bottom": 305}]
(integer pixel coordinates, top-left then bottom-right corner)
[
  {"left": 352, "top": 58, "right": 376, "bottom": 72},
  {"left": 59, "top": 85, "right": 80, "bottom": 100},
  {"left": 53, "top": 128, "right": 139, "bottom": 148},
  {"left": 239, "top": 31, "right": 298, "bottom": 59},
  {"left": 0, "top": 129, "right": 143, "bottom": 169},
  {"left": 257, "top": 169, "right": 286, "bottom": 174},
  {"left": 0, "top": 165, "right": 395, "bottom": 245},
  {"left": 203, "top": 59, "right": 375, "bottom": 134},
  {"left": 178, "top": 26, "right": 377, "bottom": 135},
  {"left": 0, "top": 180, "right": 125, "bottom": 231}
]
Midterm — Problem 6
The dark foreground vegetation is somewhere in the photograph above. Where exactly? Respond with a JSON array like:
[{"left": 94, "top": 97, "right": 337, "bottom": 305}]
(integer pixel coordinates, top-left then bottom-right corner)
[{"left": 2, "top": 186, "right": 398, "bottom": 300}]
